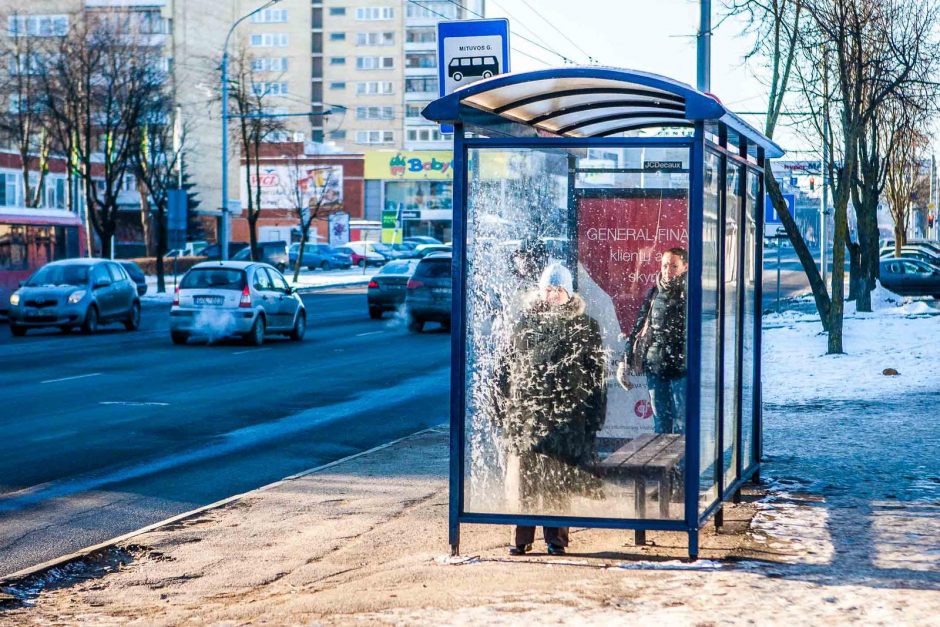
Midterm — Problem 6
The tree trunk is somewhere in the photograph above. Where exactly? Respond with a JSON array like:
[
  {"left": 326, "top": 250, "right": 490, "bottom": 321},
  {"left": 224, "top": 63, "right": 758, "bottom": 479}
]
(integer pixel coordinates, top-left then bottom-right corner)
[
  {"left": 293, "top": 233, "right": 307, "bottom": 283},
  {"left": 893, "top": 223, "right": 905, "bottom": 256},
  {"left": 766, "top": 172, "right": 831, "bottom": 330},
  {"left": 847, "top": 240, "right": 864, "bottom": 305},
  {"left": 137, "top": 175, "right": 155, "bottom": 257},
  {"left": 828, "top": 176, "right": 851, "bottom": 355}
]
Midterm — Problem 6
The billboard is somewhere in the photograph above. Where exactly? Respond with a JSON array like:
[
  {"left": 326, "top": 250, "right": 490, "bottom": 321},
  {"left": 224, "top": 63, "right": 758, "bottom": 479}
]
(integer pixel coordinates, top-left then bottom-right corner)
[
  {"left": 240, "top": 164, "right": 343, "bottom": 210},
  {"left": 364, "top": 150, "right": 454, "bottom": 181}
]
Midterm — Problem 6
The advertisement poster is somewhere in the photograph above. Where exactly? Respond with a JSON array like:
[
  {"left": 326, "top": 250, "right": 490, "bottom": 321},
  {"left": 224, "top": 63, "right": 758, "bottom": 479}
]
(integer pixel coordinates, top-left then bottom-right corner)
[
  {"left": 577, "top": 196, "right": 689, "bottom": 439},
  {"left": 328, "top": 211, "right": 350, "bottom": 248},
  {"left": 240, "top": 165, "right": 343, "bottom": 210},
  {"left": 364, "top": 150, "right": 454, "bottom": 181}
]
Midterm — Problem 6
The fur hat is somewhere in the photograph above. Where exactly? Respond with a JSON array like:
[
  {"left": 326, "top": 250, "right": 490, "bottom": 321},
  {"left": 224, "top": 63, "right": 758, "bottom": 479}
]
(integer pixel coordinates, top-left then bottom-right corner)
[{"left": 539, "top": 262, "right": 573, "bottom": 294}]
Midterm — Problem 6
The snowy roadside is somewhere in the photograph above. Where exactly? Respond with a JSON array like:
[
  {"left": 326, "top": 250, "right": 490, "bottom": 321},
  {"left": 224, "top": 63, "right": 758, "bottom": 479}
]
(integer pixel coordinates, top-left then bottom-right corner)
[{"left": 141, "top": 267, "right": 377, "bottom": 302}]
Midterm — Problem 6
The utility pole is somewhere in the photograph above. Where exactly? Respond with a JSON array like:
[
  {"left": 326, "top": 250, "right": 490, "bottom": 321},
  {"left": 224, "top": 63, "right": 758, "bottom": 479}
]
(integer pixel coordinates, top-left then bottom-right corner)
[
  {"left": 697, "top": 0, "right": 711, "bottom": 92},
  {"left": 820, "top": 114, "right": 828, "bottom": 286}
]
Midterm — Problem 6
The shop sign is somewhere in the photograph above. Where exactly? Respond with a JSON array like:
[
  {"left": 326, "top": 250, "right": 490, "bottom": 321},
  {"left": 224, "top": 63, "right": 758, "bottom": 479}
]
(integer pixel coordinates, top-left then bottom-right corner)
[
  {"left": 364, "top": 151, "right": 455, "bottom": 180},
  {"left": 240, "top": 164, "right": 343, "bottom": 210}
]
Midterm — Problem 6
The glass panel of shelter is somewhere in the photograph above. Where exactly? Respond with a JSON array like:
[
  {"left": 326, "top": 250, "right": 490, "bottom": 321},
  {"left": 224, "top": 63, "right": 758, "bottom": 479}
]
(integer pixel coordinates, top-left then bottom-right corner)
[
  {"left": 723, "top": 161, "right": 741, "bottom": 489},
  {"left": 699, "top": 149, "right": 721, "bottom": 512},
  {"left": 741, "top": 170, "right": 759, "bottom": 471},
  {"left": 462, "top": 145, "right": 691, "bottom": 522}
]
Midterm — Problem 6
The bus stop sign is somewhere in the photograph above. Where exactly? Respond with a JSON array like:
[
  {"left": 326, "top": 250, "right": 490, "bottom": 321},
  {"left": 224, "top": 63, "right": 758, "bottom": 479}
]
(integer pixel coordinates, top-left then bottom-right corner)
[{"left": 438, "top": 19, "right": 510, "bottom": 133}]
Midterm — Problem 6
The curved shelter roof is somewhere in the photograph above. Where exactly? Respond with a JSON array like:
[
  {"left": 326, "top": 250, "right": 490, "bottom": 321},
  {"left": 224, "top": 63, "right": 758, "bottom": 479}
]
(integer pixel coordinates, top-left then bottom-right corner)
[{"left": 422, "top": 66, "right": 784, "bottom": 158}]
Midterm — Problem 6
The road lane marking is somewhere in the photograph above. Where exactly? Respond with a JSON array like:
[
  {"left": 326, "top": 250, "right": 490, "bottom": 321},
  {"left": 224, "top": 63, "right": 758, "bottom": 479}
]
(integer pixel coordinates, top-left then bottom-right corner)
[
  {"left": 355, "top": 331, "right": 384, "bottom": 337},
  {"left": 40, "top": 373, "right": 103, "bottom": 384},
  {"left": 232, "top": 348, "right": 272, "bottom": 355},
  {"left": 99, "top": 401, "right": 170, "bottom": 407}
]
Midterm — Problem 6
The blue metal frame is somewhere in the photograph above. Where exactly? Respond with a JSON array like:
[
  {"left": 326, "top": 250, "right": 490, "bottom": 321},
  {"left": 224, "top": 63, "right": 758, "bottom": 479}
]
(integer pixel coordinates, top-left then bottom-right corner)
[{"left": 431, "top": 66, "right": 781, "bottom": 560}]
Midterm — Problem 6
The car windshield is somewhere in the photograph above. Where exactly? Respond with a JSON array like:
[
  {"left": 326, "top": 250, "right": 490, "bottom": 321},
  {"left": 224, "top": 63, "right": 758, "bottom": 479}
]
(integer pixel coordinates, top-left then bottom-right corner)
[
  {"left": 372, "top": 243, "right": 394, "bottom": 254},
  {"left": 381, "top": 260, "right": 415, "bottom": 275},
  {"left": 120, "top": 263, "right": 144, "bottom": 279},
  {"left": 413, "top": 258, "right": 450, "bottom": 278},
  {"left": 180, "top": 268, "right": 246, "bottom": 290},
  {"left": 28, "top": 264, "right": 89, "bottom": 287}
]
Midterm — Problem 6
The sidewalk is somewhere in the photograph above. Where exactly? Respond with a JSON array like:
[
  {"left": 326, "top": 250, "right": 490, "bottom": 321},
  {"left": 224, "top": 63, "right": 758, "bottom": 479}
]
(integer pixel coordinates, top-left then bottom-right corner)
[
  {"left": 142, "top": 267, "right": 378, "bottom": 302},
  {"left": 2, "top": 292, "right": 938, "bottom": 624}
]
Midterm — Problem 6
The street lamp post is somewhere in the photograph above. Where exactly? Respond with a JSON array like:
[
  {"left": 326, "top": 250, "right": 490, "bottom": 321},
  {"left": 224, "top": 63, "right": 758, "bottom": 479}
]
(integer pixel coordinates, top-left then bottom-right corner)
[
  {"left": 697, "top": 0, "right": 711, "bottom": 92},
  {"left": 220, "top": 0, "right": 282, "bottom": 261}
]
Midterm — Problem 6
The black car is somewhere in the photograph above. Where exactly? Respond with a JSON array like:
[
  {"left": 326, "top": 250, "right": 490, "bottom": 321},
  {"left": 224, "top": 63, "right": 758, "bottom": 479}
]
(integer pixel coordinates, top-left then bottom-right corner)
[
  {"left": 879, "top": 257, "right": 940, "bottom": 298},
  {"left": 232, "top": 241, "right": 289, "bottom": 272},
  {"left": 200, "top": 242, "right": 250, "bottom": 261},
  {"left": 367, "top": 259, "right": 420, "bottom": 319},
  {"left": 119, "top": 260, "right": 148, "bottom": 296},
  {"left": 405, "top": 253, "right": 452, "bottom": 332}
]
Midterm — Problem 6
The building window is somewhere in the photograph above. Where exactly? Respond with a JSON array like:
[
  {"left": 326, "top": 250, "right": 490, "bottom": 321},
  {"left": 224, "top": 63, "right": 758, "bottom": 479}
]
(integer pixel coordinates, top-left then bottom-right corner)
[
  {"left": 329, "top": 81, "right": 346, "bottom": 89},
  {"left": 329, "top": 7, "right": 346, "bottom": 15},
  {"left": 355, "top": 106, "right": 395, "bottom": 120},
  {"left": 251, "top": 8, "right": 288, "bottom": 23},
  {"left": 405, "top": 77, "right": 438, "bottom": 93},
  {"left": 405, "top": 53, "right": 436, "bottom": 69},
  {"left": 356, "top": 56, "right": 394, "bottom": 70},
  {"left": 330, "top": 32, "right": 346, "bottom": 41},
  {"left": 250, "top": 57, "right": 289, "bottom": 72},
  {"left": 0, "top": 173, "right": 20, "bottom": 206},
  {"left": 7, "top": 14, "right": 69, "bottom": 37},
  {"left": 249, "top": 33, "right": 289, "bottom": 47},
  {"left": 405, "top": 103, "right": 427, "bottom": 119},
  {"left": 406, "top": 2, "right": 458, "bottom": 19},
  {"left": 330, "top": 130, "right": 347, "bottom": 140},
  {"left": 407, "top": 128, "right": 445, "bottom": 142},
  {"left": 406, "top": 28, "right": 436, "bottom": 43},
  {"left": 356, "top": 130, "right": 395, "bottom": 144},
  {"left": 355, "top": 7, "right": 394, "bottom": 20},
  {"left": 356, "top": 81, "right": 394, "bottom": 95},
  {"left": 252, "top": 81, "right": 289, "bottom": 96},
  {"left": 355, "top": 31, "right": 394, "bottom": 46},
  {"left": 329, "top": 57, "right": 346, "bottom": 65}
]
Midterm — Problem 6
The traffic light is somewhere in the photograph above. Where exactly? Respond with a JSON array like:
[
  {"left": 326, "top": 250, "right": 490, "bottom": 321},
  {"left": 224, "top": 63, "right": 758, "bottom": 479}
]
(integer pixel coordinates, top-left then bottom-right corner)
[
  {"left": 929, "top": 213, "right": 935, "bottom": 229},
  {"left": 809, "top": 176, "right": 815, "bottom": 191}
]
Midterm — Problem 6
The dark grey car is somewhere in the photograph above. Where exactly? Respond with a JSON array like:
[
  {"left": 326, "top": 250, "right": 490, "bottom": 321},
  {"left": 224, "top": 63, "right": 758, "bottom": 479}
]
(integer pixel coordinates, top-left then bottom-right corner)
[
  {"left": 405, "top": 253, "right": 452, "bottom": 332},
  {"left": 8, "top": 259, "right": 141, "bottom": 336},
  {"left": 879, "top": 258, "right": 940, "bottom": 298},
  {"left": 368, "top": 259, "right": 420, "bottom": 319}
]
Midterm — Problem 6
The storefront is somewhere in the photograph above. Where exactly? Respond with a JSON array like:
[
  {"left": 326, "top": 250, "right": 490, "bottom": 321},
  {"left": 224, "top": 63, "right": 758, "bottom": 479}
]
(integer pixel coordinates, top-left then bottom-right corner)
[{"left": 364, "top": 150, "right": 454, "bottom": 243}]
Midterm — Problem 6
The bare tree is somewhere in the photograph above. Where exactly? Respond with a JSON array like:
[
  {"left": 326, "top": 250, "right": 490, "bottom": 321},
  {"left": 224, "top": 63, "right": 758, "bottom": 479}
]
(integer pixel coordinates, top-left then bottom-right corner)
[
  {"left": 0, "top": 11, "right": 56, "bottom": 208},
  {"left": 884, "top": 121, "right": 930, "bottom": 256},
  {"left": 226, "top": 43, "right": 287, "bottom": 262},
  {"left": 279, "top": 155, "right": 342, "bottom": 282}
]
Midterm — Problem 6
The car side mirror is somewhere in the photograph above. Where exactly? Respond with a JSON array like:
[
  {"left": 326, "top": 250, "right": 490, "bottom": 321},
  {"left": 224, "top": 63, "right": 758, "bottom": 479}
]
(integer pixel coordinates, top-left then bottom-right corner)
[
  {"left": 94, "top": 279, "right": 110, "bottom": 289},
  {"left": 285, "top": 286, "right": 293, "bottom": 295}
]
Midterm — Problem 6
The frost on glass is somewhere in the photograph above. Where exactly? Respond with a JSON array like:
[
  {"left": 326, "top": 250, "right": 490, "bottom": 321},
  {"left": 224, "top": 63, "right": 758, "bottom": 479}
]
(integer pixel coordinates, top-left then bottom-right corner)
[
  {"left": 741, "top": 171, "right": 759, "bottom": 470},
  {"left": 700, "top": 150, "right": 721, "bottom": 512},
  {"left": 723, "top": 163, "right": 741, "bottom": 487},
  {"left": 463, "top": 147, "right": 690, "bottom": 521}
]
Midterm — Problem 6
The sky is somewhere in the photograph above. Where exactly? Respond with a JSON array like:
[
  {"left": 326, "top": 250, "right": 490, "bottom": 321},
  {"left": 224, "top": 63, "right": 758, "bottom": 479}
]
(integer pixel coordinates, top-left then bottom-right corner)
[{"left": 482, "top": 0, "right": 816, "bottom": 158}]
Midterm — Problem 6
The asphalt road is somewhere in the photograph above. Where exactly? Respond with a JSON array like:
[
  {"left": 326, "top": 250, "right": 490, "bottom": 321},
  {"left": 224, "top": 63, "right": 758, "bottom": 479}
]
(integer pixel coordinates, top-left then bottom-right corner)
[{"left": 0, "top": 288, "right": 451, "bottom": 577}]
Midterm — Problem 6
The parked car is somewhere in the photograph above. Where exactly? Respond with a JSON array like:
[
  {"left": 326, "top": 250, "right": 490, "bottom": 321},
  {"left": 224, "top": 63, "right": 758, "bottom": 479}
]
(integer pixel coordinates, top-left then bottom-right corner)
[
  {"left": 880, "top": 239, "right": 940, "bottom": 256},
  {"left": 8, "top": 258, "right": 141, "bottom": 336},
  {"left": 338, "top": 241, "right": 386, "bottom": 268},
  {"left": 390, "top": 243, "right": 421, "bottom": 259},
  {"left": 879, "top": 257, "right": 940, "bottom": 298},
  {"left": 169, "top": 261, "right": 306, "bottom": 346},
  {"left": 405, "top": 253, "right": 452, "bottom": 332},
  {"left": 403, "top": 236, "right": 442, "bottom": 246},
  {"left": 367, "top": 259, "right": 421, "bottom": 319},
  {"left": 880, "top": 245, "right": 940, "bottom": 264},
  {"left": 288, "top": 243, "right": 353, "bottom": 270},
  {"left": 371, "top": 242, "right": 412, "bottom": 262},
  {"left": 118, "top": 260, "right": 148, "bottom": 296},
  {"left": 415, "top": 244, "right": 453, "bottom": 258},
  {"left": 231, "top": 241, "right": 289, "bottom": 272},
  {"left": 199, "top": 242, "right": 250, "bottom": 261}
]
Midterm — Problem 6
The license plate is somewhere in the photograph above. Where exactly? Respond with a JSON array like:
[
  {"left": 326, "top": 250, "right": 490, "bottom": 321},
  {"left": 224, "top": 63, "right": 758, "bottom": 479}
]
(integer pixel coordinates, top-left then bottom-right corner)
[{"left": 194, "top": 296, "right": 224, "bottom": 306}]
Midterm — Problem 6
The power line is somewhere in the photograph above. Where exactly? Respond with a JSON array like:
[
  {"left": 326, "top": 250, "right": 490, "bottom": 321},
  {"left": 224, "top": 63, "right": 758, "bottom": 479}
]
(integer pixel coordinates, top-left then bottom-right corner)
[
  {"left": 515, "top": 0, "right": 596, "bottom": 64},
  {"left": 450, "top": 0, "right": 555, "bottom": 52}
]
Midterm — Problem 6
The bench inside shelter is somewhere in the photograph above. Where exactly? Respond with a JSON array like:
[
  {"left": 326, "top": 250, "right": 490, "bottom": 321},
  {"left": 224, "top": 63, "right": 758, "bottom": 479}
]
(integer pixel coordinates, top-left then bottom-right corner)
[{"left": 596, "top": 434, "right": 685, "bottom": 545}]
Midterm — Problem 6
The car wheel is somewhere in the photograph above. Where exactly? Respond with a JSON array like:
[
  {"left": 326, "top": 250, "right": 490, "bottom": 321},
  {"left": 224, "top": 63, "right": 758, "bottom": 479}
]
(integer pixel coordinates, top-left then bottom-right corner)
[
  {"left": 290, "top": 312, "right": 306, "bottom": 341},
  {"left": 453, "top": 71, "right": 463, "bottom": 81},
  {"left": 10, "top": 324, "right": 26, "bottom": 337},
  {"left": 82, "top": 306, "right": 99, "bottom": 335},
  {"left": 358, "top": 259, "right": 366, "bottom": 269},
  {"left": 407, "top": 315, "right": 424, "bottom": 333},
  {"left": 369, "top": 306, "right": 383, "bottom": 320},
  {"left": 246, "top": 315, "right": 265, "bottom": 346},
  {"left": 482, "top": 70, "right": 493, "bottom": 79},
  {"left": 123, "top": 302, "right": 141, "bottom": 331},
  {"left": 171, "top": 331, "right": 189, "bottom": 345},
  {"left": 320, "top": 261, "right": 329, "bottom": 271}
]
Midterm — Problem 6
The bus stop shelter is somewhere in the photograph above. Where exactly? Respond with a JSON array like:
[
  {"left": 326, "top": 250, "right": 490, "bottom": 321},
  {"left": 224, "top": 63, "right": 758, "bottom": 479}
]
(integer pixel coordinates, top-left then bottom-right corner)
[{"left": 423, "top": 67, "right": 784, "bottom": 559}]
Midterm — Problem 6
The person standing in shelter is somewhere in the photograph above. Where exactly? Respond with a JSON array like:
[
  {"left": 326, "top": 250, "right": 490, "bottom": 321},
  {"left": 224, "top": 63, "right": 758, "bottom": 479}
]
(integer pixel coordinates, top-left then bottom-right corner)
[
  {"left": 617, "top": 247, "right": 689, "bottom": 434},
  {"left": 494, "top": 262, "right": 607, "bottom": 556}
]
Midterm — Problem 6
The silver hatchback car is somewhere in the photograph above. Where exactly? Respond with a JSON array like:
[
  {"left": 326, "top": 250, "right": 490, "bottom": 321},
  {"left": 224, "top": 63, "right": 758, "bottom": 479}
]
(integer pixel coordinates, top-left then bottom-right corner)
[{"left": 169, "top": 261, "right": 306, "bottom": 346}]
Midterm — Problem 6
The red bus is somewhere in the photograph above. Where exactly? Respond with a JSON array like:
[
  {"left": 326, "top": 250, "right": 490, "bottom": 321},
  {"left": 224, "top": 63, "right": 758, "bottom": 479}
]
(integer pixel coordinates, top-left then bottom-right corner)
[{"left": 1, "top": 208, "right": 87, "bottom": 314}]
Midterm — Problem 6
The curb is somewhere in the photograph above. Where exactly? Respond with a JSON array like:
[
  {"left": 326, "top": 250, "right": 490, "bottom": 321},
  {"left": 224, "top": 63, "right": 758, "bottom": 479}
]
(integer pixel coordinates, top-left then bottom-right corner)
[{"left": 0, "top": 424, "right": 447, "bottom": 586}]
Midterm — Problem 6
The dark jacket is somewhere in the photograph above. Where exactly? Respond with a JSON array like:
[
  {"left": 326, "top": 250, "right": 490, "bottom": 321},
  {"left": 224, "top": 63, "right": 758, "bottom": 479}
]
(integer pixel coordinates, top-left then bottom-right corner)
[
  {"left": 495, "top": 294, "right": 608, "bottom": 467},
  {"left": 626, "top": 274, "right": 687, "bottom": 378}
]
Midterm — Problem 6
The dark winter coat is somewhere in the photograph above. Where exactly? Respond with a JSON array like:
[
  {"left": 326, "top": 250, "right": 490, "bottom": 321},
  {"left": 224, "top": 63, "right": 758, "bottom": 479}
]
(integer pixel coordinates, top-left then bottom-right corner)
[
  {"left": 495, "top": 294, "right": 608, "bottom": 468},
  {"left": 626, "top": 274, "right": 687, "bottom": 379}
]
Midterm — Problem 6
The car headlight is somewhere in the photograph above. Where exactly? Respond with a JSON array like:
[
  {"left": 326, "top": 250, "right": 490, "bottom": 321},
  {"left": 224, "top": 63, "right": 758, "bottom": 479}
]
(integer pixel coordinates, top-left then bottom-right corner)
[
  {"left": 9, "top": 292, "right": 19, "bottom": 306},
  {"left": 68, "top": 290, "right": 86, "bottom": 304}
]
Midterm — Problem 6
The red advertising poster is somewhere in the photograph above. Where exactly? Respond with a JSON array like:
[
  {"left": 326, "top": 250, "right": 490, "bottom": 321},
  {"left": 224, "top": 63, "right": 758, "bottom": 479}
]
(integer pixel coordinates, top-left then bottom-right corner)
[{"left": 577, "top": 196, "right": 689, "bottom": 438}]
